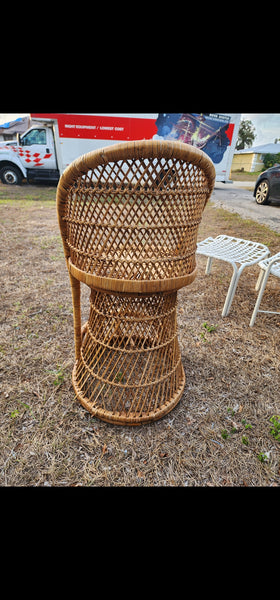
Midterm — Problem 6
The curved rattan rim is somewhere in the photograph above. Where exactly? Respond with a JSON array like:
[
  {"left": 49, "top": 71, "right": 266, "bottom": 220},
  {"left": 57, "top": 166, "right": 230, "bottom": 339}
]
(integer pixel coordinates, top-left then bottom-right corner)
[
  {"left": 68, "top": 258, "right": 198, "bottom": 293},
  {"left": 56, "top": 140, "right": 216, "bottom": 263},
  {"left": 72, "top": 359, "right": 186, "bottom": 425}
]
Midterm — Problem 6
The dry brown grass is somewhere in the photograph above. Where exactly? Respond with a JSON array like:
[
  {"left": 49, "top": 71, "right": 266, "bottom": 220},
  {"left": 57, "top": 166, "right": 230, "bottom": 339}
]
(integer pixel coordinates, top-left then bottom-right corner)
[{"left": 1, "top": 183, "right": 280, "bottom": 486}]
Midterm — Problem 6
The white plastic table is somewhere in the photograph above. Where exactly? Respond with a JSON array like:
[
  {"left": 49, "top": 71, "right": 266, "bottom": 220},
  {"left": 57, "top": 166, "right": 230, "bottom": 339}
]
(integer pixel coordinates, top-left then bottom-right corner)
[{"left": 197, "top": 235, "right": 270, "bottom": 317}]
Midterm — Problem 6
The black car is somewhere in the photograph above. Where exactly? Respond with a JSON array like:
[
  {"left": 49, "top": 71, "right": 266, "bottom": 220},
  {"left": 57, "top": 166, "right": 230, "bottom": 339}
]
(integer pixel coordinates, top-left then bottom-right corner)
[{"left": 254, "top": 165, "right": 280, "bottom": 205}]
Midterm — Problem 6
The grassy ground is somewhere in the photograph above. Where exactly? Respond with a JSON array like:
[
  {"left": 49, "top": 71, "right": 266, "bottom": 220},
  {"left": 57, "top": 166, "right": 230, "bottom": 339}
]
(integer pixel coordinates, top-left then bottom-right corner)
[
  {"left": 1, "top": 183, "right": 280, "bottom": 486},
  {"left": 230, "top": 170, "right": 262, "bottom": 181}
]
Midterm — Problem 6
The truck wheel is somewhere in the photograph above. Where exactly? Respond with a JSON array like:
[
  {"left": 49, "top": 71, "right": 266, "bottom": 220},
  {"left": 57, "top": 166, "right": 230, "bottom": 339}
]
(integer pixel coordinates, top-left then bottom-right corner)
[
  {"left": 255, "top": 179, "right": 270, "bottom": 205},
  {"left": 0, "top": 165, "right": 23, "bottom": 185}
]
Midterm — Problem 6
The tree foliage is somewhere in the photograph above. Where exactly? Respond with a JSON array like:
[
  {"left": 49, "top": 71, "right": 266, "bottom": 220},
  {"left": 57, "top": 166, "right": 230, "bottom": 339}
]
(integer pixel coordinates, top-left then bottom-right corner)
[
  {"left": 262, "top": 152, "right": 280, "bottom": 169},
  {"left": 236, "top": 119, "right": 256, "bottom": 150}
]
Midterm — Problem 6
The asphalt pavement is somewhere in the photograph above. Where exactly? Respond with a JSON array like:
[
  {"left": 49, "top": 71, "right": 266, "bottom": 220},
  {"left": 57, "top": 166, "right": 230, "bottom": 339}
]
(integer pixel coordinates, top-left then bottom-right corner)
[{"left": 211, "top": 182, "right": 280, "bottom": 234}]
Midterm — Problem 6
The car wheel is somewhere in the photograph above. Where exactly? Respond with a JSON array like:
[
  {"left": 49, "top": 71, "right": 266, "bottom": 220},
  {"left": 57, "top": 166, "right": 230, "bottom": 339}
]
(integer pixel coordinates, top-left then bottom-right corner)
[
  {"left": 255, "top": 179, "right": 270, "bottom": 205},
  {"left": 0, "top": 165, "right": 23, "bottom": 185}
]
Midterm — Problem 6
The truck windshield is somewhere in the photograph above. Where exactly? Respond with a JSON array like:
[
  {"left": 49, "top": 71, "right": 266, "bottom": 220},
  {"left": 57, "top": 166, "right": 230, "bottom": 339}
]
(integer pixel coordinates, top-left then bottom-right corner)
[{"left": 21, "top": 129, "right": 46, "bottom": 146}]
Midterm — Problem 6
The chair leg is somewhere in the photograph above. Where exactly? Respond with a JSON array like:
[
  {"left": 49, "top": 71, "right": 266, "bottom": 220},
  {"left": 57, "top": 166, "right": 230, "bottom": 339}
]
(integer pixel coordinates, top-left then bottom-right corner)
[
  {"left": 69, "top": 271, "right": 82, "bottom": 360},
  {"left": 249, "top": 268, "right": 270, "bottom": 327},
  {"left": 221, "top": 265, "right": 241, "bottom": 317},
  {"left": 255, "top": 267, "right": 265, "bottom": 292},
  {"left": 205, "top": 257, "right": 213, "bottom": 275}
]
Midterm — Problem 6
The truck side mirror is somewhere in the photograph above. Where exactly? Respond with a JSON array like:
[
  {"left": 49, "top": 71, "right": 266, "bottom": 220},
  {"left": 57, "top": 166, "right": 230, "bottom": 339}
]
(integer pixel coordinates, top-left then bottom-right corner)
[{"left": 17, "top": 133, "right": 22, "bottom": 145}]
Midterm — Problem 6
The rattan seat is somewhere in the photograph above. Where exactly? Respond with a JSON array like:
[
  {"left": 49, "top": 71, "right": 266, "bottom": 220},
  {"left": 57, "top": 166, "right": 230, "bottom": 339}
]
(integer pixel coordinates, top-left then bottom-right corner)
[{"left": 56, "top": 140, "right": 215, "bottom": 425}]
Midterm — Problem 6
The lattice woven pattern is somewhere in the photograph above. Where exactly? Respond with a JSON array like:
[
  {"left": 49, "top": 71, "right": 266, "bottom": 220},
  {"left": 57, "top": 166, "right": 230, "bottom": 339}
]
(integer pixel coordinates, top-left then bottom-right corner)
[
  {"left": 73, "top": 289, "right": 185, "bottom": 424},
  {"left": 258, "top": 252, "right": 280, "bottom": 276},
  {"left": 57, "top": 141, "right": 215, "bottom": 424},
  {"left": 197, "top": 235, "right": 270, "bottom": 318},
  {"left": 58, "top": 141, "right": 216, "bottom": 293},
  {"left": 197, "top": 235, "right": 269, "bottom": 266}
]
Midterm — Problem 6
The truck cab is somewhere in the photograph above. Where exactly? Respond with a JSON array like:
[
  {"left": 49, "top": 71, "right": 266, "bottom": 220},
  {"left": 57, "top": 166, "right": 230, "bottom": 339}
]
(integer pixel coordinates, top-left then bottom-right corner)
[{"left": 0, "top": 124, "right": 60, "bottom": 185}]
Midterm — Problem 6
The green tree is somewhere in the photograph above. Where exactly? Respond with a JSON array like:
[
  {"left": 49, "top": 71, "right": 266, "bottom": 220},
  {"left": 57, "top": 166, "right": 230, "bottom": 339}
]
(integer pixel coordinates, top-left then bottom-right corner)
[
  {"left": 263, "top": 152, "right": 280, "bottom": 169},
  {"left": 236, "top": 119, "right": 256, "bottom": 150}
]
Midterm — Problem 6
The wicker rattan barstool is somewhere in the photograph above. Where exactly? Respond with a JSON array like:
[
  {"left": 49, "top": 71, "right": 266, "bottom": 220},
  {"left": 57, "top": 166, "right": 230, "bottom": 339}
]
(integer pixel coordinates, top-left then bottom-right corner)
[{"left": 56, "top": 140, "right": 215, "bottom": 425}]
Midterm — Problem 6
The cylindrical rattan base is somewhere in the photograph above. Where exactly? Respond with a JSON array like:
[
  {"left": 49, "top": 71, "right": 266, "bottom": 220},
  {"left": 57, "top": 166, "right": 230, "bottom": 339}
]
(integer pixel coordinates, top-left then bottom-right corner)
[{"left": 72, "top": 288, "right": 185, "bottom": 425}]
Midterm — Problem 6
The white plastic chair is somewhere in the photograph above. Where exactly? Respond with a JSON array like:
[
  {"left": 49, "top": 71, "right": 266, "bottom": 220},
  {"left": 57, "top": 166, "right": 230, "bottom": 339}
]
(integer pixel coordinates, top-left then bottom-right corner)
[
  {"left": 197, "top": 235, "right": 270, "bottom": 317},
  {"left": 249, "top": 252, "right": 280, "bottom": 326}
]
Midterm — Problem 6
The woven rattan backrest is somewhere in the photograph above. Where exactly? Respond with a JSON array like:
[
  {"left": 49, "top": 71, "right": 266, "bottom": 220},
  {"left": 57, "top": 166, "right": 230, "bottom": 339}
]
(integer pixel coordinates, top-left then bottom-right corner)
[{"left": 57, "top": 140, "right": 215, "bottom": 293}]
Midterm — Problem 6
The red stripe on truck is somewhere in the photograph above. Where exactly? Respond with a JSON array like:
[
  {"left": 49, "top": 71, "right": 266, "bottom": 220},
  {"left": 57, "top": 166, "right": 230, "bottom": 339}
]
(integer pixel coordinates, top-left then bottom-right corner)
[{"left": 31, "top": 114, "right": 157, "bottom": 141}]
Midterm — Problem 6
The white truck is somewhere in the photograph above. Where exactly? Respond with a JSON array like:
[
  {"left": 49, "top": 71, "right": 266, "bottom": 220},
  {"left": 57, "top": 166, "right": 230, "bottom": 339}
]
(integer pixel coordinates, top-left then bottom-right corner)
[{"left": 0, "top": 112, "right": 241, "bottom": 185}]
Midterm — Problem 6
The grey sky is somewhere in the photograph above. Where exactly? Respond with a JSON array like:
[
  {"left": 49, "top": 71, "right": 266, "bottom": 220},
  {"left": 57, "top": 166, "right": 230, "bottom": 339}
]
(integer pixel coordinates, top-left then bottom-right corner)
[{"left": 241, "top": 113, "right": 280, "bottom": 146}]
